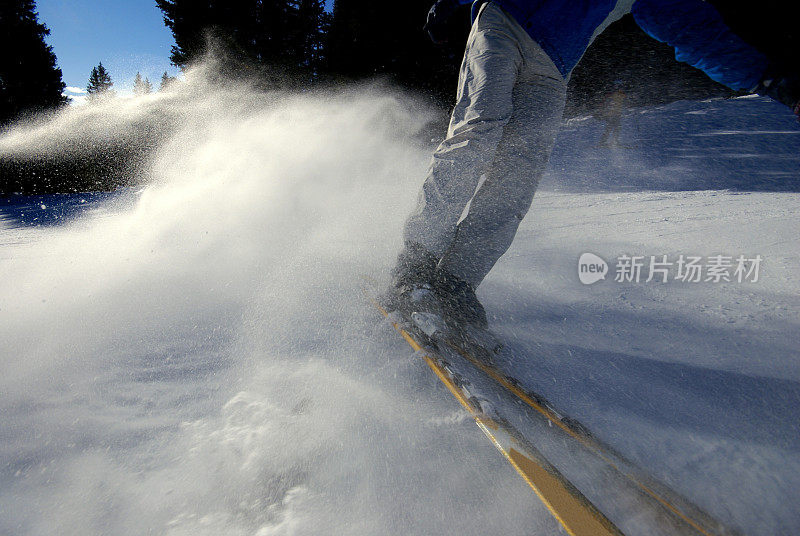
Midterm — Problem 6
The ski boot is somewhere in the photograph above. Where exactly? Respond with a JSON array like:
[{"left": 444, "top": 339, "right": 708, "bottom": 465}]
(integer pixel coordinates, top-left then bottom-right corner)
[{"left": 431, "top": 268, "right": 488, "bottom": 329}]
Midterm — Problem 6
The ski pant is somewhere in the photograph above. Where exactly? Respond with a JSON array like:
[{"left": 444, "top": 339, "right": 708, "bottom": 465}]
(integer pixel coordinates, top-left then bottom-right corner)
[{"left": 402, "top": 2, "right": 567, "bottom": 287}]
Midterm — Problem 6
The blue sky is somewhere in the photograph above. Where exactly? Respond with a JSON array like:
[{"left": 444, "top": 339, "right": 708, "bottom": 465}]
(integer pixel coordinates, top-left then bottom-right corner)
[
  {"left": 36, "top": 0, "right": 334, "bottom": 99},
  {"left": 36, "top": 0, "right": 180, "bottom": 97}
]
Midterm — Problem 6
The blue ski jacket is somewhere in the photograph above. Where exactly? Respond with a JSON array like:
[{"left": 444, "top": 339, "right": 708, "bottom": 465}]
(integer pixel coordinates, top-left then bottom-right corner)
[{"left": 451, "top": 0, "right": 768, "bottom": 90}]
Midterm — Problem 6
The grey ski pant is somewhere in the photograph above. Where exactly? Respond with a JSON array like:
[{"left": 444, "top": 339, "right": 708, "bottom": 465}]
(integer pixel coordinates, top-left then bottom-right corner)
[{"left": 403, "top": 2, "right": 567, "bottom": 287}]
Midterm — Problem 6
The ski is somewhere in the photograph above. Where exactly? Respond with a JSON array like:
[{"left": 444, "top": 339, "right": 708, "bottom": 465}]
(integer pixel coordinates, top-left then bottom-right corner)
[
  {"left": 367, "top": 294, "right": 624, "bottom": 536},
  {"left": 414, "top": 308, "right": 740, "bottom": 536}
]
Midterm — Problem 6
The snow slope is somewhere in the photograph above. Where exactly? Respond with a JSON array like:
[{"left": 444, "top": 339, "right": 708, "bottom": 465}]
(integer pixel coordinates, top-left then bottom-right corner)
[
  {"left": 0, "top": 79, "right": 798, "bottom": 535},
  {"left": 487, "top": 96, "right": 800, "bottom": 535}
]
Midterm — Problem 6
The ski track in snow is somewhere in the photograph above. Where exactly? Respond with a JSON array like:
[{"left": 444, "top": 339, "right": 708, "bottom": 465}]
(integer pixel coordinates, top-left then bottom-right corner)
[{"left": 1, "top": 87, "right": 798, "bottom": 535}]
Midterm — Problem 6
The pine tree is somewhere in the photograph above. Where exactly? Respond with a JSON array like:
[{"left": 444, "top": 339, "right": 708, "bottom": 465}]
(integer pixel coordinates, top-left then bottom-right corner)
[
  {"left": 133, "top": 72, "right": 152, "bottom": 95},
  {"left": 295, "top": 0, "right": 328, "bottom": 76},
  {"left": 159, "top": 71, "right": 177, "bottom": 91},
  {"left": 86, "top": 62, "right": 113, "bottom": 98},
  {"left": 133, "top": 72, "right": 144, "bottom": 94},
  {"left": 157, "top": 0, "right": 259, "bottom": 67},
  {"left": 326, "top": 0, "right": 468, "bottom": 103},
  {"left": 0, "top": 0, "right": 67, "bottom": 125},
  {"left": 156, "top": 0, "right": 329, "bottom": 84}
]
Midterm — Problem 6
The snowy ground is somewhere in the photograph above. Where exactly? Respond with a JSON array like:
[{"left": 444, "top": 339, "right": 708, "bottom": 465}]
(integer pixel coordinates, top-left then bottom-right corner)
[
  {"left": 0, "top": 83, "right": 798, "bottom": 535},
  {"left": 485, "top": 96, "right": 800, "bottom": 535}
]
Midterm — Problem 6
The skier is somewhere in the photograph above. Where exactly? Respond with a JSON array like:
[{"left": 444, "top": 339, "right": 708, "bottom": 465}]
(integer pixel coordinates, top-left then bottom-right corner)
[
  {"left": 385, "top": 0, "right": 800, "bottom": 328},
  {"left": 597, "top": 81, "right": 627, "bottom": 148}
]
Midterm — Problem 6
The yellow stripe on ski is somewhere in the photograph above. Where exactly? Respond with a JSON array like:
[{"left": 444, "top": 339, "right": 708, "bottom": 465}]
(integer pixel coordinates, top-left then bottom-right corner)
[
  {"left": 446, "top": 341, "right": 729, "bottom": 536},
  {"left": 371, "top": 298, "right": 622, "bottom": 536}
]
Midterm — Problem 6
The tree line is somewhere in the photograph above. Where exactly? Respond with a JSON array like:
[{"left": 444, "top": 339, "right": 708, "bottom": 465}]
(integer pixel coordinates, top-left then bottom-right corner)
[
  {"left": 1, "top": 0, "right": 466, "bottom": 125},
  {"left": 5, "top": 0, "right": 799, "bottom": 126},
  {"left": 152, "top": 0, "right": 467, "bottom": 104},
  {"left": 0, "top": 0, "right": 66, "bottom": 126},
  {"left": 84, "top": 62, "right": 177, "bottom": 99},
  {"left": 1, "top": 0, "right": 798, "bottom": 194}
]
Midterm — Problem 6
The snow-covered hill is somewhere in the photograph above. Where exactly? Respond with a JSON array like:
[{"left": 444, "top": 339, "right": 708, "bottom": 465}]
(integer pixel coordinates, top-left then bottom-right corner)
[{"left": 1, "top": 84, "right": 798, "bottom": 535}]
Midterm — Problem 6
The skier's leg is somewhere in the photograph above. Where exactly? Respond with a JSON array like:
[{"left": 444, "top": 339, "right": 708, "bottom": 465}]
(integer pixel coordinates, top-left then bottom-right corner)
[
  {"left": 400, "top": 3, "right": 524, "bottom": 267},
  {"left": 599, "top": 122, "right": 611, "bottom": 146},
  {"left": 438, "top": 38, "right": 567, "bottom": 288},
  {"left": 610, "top": 116, "right": 622, "bottom": 146}
]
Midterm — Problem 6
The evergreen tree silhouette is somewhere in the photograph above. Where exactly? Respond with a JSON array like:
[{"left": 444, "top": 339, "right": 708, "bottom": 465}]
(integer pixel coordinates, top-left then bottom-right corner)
[
  {"left": 159, "top": 71, "right": 178, "bottom": 91},
  {"left": 326, "top": 0, "right": 469, "bottom": 104},
  {"left": 133, "top": 72, "right": 152, "bottom": 95},
  {"left": 87, "top": 62, "right": 113, "bottom": 98},
  {"left": 156, "top": 0, "right": 328, "bottom": 83},
  {"left": 133, "top": 72, "right": 144, "bottom": 94},
  {"left": 0, "top": 0, "right": 67, "bottom": 125},
  {"left": 292, "top": 0, "right": 329, "bottom": 77}
]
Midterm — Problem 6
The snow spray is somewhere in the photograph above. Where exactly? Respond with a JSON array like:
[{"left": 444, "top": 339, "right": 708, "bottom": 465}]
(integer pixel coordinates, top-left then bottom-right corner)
[{"left": 0, "top": 63, "right": 548, "bottom": 535}]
